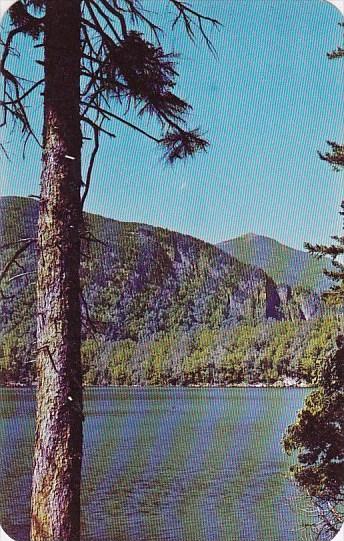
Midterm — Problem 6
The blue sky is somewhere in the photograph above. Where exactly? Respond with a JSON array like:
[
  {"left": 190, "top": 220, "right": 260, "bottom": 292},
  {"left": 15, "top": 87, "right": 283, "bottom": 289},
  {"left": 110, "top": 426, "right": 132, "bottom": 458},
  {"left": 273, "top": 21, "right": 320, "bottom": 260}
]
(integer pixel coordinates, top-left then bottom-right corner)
[{"left": 1, "top": 0, "right": 343, "bottom": 250}]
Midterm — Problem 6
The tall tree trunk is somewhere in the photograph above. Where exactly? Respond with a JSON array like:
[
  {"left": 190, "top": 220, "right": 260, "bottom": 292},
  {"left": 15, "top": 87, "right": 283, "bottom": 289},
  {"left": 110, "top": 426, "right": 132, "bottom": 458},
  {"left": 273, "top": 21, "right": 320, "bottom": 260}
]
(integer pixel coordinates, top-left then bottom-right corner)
[{"left": 30, "top": 2, "right": 83, "bottom": 540}]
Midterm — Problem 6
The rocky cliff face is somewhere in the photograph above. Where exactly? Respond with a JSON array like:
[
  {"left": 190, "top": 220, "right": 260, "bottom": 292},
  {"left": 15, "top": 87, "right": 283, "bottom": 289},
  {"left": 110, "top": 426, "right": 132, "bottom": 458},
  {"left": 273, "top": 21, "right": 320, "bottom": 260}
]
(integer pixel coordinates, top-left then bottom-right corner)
[
  {"left": 0, "top": 197, "right": 321, "bottom": 338},
  {"left": 81, "top": 212, "right": 285, "bottom": 340},
  {"left": 0, "top": 197, "right": 326, "bottom": 385}
]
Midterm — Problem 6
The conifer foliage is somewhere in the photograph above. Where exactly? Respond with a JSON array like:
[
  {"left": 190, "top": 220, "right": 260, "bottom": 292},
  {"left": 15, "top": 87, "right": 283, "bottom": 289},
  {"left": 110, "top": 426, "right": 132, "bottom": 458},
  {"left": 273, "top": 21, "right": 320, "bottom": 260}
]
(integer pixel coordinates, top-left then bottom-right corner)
[
  {"left": 283, "top": 24, "right": 344, "bottom": 540},
  {"left": 304, "top": 26, "right": 344, "bottom": 306},
  {"left": 1, "top": 0, "right": 218, "bottom": 166}
]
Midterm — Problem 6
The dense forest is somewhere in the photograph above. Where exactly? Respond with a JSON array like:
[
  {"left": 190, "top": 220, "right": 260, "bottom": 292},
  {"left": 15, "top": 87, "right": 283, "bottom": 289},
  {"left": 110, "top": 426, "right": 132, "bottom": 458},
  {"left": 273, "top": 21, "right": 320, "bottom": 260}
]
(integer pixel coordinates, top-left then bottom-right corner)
[{"left": 0, "top": 196, "right": 340, "bottom": 386}]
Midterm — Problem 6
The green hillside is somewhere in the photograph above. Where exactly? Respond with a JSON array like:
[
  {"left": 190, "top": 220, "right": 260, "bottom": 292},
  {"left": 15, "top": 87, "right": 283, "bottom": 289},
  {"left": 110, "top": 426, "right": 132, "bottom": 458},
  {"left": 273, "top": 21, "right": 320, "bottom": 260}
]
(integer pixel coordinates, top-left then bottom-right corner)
[
  {"left": 0, "top": 197, "right": 339, "bottom": 386},
  {"left": 218, "top": 233, "right": 332, "bottom": 291}
]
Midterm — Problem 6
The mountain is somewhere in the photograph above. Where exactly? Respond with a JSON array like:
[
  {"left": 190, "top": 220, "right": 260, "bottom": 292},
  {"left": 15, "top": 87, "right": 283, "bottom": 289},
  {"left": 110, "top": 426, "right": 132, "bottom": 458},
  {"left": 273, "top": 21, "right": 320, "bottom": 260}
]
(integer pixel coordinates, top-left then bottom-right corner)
[
  {"left": 0, "top": 197, "right": 338, "bottom": 387},
  {"left": 218, "top": 233, "right": 332, "bottom": 291}
]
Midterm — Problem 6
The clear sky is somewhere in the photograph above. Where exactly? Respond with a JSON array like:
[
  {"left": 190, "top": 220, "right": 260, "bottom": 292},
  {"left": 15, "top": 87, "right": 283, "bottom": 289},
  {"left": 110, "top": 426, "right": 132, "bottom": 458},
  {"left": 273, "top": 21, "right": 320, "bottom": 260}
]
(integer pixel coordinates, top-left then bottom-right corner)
[{"left": 1, "top": 0, "right": 343, "bottom": 250}]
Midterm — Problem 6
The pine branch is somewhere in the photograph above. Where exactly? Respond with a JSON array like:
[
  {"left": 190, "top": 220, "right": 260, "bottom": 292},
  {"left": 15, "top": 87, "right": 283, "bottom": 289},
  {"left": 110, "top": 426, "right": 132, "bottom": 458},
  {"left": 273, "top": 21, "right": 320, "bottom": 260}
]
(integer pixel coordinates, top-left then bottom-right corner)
[
  {"left": 318, "top": 142, "right": 344, "bottom": 171},
  {"left": 304, "top": 242, "right": 344, "bottom": 258},
  {"left": 322, "top": 286, "right": 344, "bottom": 305},
  {"left": 331, "top": 235, "right": 344, "bottom": 246},
  {"left": 327, "top": 47, "right": 344, "bottom": 60},
  {"left": 323, "top": 269, "right": 344, "bottom": 282},
  {"left": 161, "top": 128, "right": 209, "bottom": 163},
  {"left": 8, "top": 2, "right": 44, "bottom": 39}
]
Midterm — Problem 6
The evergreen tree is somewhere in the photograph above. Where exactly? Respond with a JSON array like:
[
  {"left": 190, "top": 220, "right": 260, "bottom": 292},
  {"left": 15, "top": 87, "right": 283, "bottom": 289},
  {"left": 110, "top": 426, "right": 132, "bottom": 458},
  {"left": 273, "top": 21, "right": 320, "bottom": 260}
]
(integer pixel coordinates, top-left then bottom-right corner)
[
  {"left": 305, "top": 139, "right": 344, "bottom": 306},
  {"left": 0, "top": 2, "right": 219, "bottom": 540},
  {"left": 304, "top": 27, "right": 344, "bottom": 305},
  {"left": 283, "top": 24, "right": 344, "bottom": 540},
  {"left": 284, "top": 335, "right": 344, "bottom": 539}
]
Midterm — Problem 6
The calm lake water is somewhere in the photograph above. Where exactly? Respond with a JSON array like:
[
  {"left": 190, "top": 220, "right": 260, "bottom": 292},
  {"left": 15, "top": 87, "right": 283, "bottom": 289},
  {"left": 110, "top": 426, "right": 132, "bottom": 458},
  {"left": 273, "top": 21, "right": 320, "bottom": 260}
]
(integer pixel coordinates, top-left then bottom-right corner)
[{"left": 0, "top": 387, "right": 315, "bottom": 541}]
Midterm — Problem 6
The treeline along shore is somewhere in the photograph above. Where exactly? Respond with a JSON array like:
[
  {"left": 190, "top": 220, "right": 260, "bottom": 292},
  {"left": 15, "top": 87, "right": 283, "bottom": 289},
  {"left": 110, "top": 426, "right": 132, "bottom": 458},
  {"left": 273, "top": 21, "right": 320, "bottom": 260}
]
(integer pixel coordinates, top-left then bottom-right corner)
[{"left": 0, "top": 197, "right": 340, "bottom": 388}]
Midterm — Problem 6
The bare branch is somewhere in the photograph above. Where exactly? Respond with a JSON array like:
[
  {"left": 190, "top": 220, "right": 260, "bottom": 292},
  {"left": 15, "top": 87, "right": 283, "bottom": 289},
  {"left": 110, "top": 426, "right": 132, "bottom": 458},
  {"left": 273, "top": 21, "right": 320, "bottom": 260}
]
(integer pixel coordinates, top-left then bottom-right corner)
[
  {"left": 121, "top": 0, "right": 162, "bottom": 41},
  {"left": 0, "top": 237, "right": 37, "bottom": 250},
  {"left": 81, "top": 231, "right": 108, "bottom": 247},
  {"left": 81, "top": 102, "right": 160, "bottom": 142},
  {"left": 86, "top": 0, "right": 121, "bottom": 41},
  {"left": 81, "top": 125, "right": 100, "bottom": 209},
  {"left": 8, "top": 271, "right": 36, "bottom": 283},
  {"left": 97, "top": 0, "right": 129, "bottom": 37},
  {"left": 80, "top": 291, "right": 103, "bottom": 338},
  {"left": 82, "top": 115, "right": 117, "bottom": 139},
  {"left": 0, "top": 24, "right": 43, "bottom": 148},
  {"left": 81, "top": 17, "right": 114, "bottom": 49},
  {"left": 0, "top": 142, "right": 10, "bottom": 160},
  {"left": 0, "top": 78, "right": 44, "bottom": 107},
  {"left": 0, "top": 239, "right": 35, "bottom": 286},
  {"left": 169, "top": 0, "right": 221, "bottom": 53},
  {"left": 36, "top": 344, "right": 58, "bottom": 373}
]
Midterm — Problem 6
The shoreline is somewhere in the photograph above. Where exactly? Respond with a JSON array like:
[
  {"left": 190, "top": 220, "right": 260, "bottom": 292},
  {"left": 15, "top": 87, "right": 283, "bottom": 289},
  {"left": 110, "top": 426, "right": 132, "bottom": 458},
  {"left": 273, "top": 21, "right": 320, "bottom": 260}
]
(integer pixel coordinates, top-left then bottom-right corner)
[{"left": 0, "top": 381, "right": 315, "bottom": 390}]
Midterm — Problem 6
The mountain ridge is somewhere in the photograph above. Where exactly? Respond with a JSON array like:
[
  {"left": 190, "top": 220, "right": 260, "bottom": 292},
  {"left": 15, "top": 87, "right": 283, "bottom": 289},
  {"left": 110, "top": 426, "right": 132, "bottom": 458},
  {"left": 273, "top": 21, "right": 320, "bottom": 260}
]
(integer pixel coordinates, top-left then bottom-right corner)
[
  {"left": 0, "top": 196, "right": 337, "bottom": 387},
  {"left": 218, "top": 233, "right": 332, "bottom": 291}
]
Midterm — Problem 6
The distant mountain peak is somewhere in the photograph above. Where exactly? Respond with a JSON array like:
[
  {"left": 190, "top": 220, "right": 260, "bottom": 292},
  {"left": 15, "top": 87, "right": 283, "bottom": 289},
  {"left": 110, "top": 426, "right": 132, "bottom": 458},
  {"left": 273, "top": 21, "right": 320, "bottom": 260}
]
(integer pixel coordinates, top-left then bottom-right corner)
[
  {"left": 0, "top": 196, "right": 331, "bottom": 387},
  {"left": 243, "top": 232, "right": 259, "bottom": 238},
  {"left": 240, "top": 233, "right": 294, "bottom": 248},
  {"left": 218, "top": 233, "right": 331, "bottom": 291}
]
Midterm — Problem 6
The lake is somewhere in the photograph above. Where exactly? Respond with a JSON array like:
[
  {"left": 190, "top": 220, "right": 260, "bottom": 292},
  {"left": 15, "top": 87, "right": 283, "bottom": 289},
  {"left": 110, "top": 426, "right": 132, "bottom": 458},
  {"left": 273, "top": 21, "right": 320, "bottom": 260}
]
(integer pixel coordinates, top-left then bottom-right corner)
[{"left": 0, "top": 387, "right": 316, "bottom": 541}]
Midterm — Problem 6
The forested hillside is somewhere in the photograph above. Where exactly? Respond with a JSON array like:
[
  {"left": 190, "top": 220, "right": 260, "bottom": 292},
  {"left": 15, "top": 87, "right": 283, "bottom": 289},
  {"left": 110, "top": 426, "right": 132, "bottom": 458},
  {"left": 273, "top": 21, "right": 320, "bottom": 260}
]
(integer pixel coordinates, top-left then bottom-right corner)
[
  {"left": 0, "top": 197, "right": 339, "bottom": 386},
  {"left": 218, "top": 233, "right": 332, "bottom": 291}
]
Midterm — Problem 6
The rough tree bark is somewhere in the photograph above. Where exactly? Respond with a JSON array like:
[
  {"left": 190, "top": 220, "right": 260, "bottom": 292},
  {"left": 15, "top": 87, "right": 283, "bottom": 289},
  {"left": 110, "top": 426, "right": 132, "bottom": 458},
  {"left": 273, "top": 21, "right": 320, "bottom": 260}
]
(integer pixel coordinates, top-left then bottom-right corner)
[{"left": 30, "top": 1, "right": 83, "bottom": 540}]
